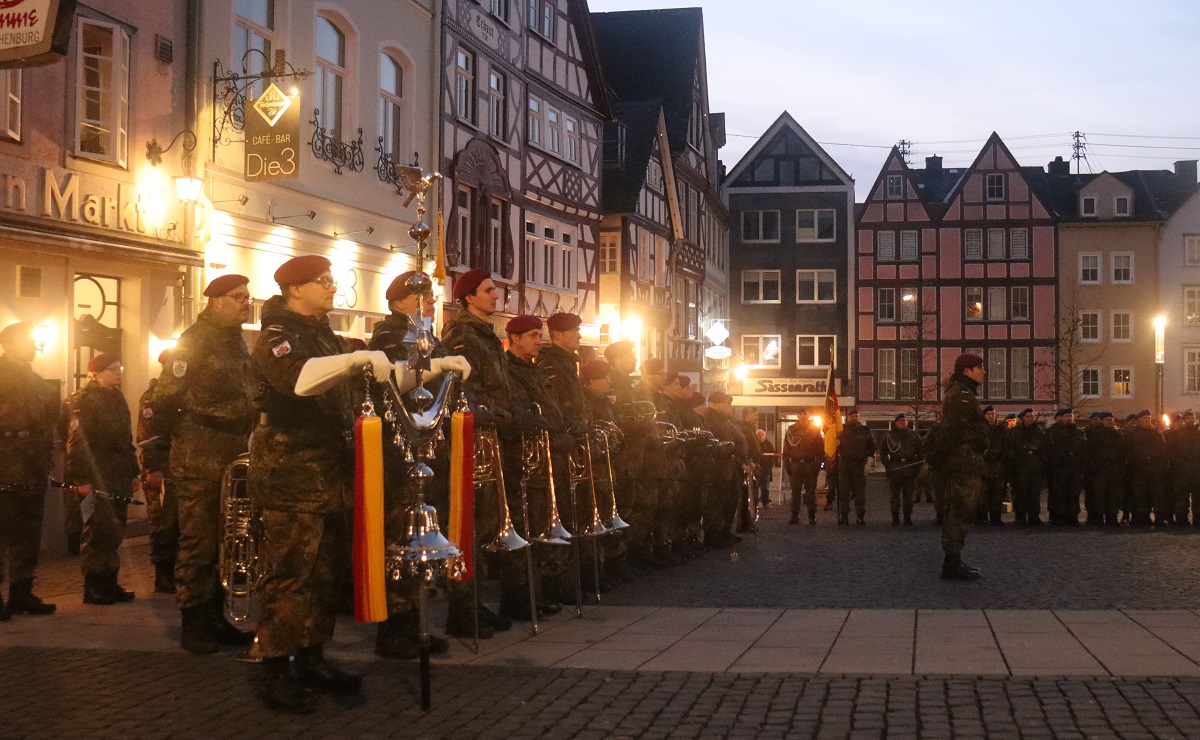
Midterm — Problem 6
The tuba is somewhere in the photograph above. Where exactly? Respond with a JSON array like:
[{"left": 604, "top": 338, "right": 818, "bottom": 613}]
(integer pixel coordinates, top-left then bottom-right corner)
[
  {"left": 219, "top": 453, "right": 262, "bottom": 623},
  {"left": 475, "top": 425, "right": 529, "bottom": 552}
]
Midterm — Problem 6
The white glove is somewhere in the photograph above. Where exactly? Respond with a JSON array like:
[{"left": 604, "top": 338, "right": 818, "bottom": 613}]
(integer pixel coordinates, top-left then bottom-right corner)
[
  {"left": 294, "top": 350, "right": 392, "bottom": 396},
  {"left": 431, "top": 355, "right": 472, "bottom": 380},
  {"left": 390, "top": 356, "right": 473, "bottom": 394}
]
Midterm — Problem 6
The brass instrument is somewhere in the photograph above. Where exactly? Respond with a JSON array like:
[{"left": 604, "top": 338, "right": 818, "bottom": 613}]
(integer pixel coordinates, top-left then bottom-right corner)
[
  {"left": 569, "top": 434, "right": 612, "bottom": 538},
  {"left": 475, "top": 425, "right": 529, "bottom": 553},
  {"left": 219, "top": 453, "right": 262, "bottom": 623},
  {"left": 617, "top": 399, "right": 657, "bottom": 427},
  {"left": 520, "top": 426, "right": 572, "bottom": 546},
  {"left": 593, "top": 423, "right": 631, "bottom": 530}
]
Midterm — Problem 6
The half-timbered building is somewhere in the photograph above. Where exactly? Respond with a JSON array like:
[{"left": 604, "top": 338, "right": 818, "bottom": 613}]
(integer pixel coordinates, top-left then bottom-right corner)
[{"left": 439, "top": 0, "right": 610, "bottom": 343}]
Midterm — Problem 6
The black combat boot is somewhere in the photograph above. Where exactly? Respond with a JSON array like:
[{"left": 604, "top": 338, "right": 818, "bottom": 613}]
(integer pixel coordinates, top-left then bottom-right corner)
[
  {"left": 82, "top": 573, "right": 115, "bottom": 605},
  {"left": 0, "top": 593, "right": 11, "bottom": 621},
  {"left": 535, "top": 578, "right": 563, "bottom": 616},
  {"left": 903, "top": 511, "right": 913, "bottom": 526},
  {"left": 154, "top": 561, "right": 176, "bottom": 594},
  {"left": 498, "top": 583, "right": 536, "bottom": 622},
  {"left": 891, "top": 512, "right": 901, "bottom": 526},
  {"left": 259, "top": 657, "right": 317, "bottom": 714},
  {"left": 857, "top": 514, "right": 866, "bottom": 526},
  {"left": 808, "top": 507, "right": 817, "bottom": 525},
  {"left": 208, "top": 596, "right": 254, "bottom": 646},
  {"left": 444, "top": 596, "right": 495, "bottom": 639},
  {"left": 106, "top": 572, "right": 135, "bottom": 603},
  {"left": 295, "top": 644, "right": 362, "bottom": 694},
  {"left": 8, "top": 580, "right": 56, "bottom": 615},
  {"left": 375, "top": 614, "right": 420, "bottom": 660},
  {"left": 180, "top": 605, "right": 220, "bottom": 655},
  {"left": 940, "top": 555, "right": 981, "bottom": 581}
]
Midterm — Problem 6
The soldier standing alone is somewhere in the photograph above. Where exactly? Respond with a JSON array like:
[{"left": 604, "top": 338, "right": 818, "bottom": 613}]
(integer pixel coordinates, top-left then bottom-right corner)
[
  {"left": 930, "top": 353, "right": 988, "bottom": 580},
  {"left": 781, "top": 410, "right": 824, "bottom": 525},
  {"left": 836, "top": 408, "right": 874, "bottom": 525}
]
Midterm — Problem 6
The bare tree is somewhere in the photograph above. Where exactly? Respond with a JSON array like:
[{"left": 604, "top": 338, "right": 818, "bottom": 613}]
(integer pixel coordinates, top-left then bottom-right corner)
[
  {"left": 1037, "top": 291, "right": 1107, "bottom": 412},
  {"left": 899, "top": 313, "right": 940, "bottom": 430}
]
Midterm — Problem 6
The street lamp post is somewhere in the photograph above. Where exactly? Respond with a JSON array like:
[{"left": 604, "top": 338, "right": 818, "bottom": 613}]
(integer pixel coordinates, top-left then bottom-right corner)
[{"left": 1155, "top": 315, "right": 1166, "bottom": 424}]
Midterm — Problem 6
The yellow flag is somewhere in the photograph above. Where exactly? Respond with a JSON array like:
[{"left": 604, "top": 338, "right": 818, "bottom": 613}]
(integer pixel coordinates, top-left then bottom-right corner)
[{"left": 433, "top": 211, "right": 447, "bottom": 283}]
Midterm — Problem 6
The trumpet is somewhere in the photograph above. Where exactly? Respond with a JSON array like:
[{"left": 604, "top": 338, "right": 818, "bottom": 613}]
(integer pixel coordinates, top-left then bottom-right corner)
[
  {"left": 520, "top": 427, "right": 572, "bottom": 545},
  {"left": 474, "top": 426, "right": 529, "bottom": 553},
  {"left": 219, "top": 453, "right": 262, "bottom": 623}
]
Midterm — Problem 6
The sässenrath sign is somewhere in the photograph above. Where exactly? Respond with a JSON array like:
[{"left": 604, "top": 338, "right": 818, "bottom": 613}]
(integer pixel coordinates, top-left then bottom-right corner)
[{"left": 0, "top": 0, "right": 76, "bottom": 69}]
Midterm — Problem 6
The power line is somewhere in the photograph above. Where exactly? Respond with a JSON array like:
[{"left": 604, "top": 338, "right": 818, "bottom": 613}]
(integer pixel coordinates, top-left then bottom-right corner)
[
  {"left": 1086, "top": 142, "right": 1200, "bottom": 151},
  {"left": 1087, "top": 132, "right": 1200, "bottom": 141}
]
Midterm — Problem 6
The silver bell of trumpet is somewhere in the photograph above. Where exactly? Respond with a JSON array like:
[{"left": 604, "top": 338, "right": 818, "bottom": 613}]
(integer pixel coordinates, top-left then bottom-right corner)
[{"left": 385, "top": 462, "right": 465, "bottom": 583}]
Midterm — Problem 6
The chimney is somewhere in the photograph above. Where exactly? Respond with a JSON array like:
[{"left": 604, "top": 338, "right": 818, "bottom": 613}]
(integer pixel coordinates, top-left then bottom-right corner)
[
  {"left": 925, "top": 155, "right": 942, "bottom": 173},
  {"left": 1047, "top": 156, "right": 1071, "bottom": 176},
  {"left": 1175, "top": 160, "right": 1198, "bottom": 183}
]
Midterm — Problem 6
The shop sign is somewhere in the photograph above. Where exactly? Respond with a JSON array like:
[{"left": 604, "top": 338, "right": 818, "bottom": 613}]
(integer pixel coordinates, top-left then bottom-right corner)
[
  {"left": 742, "top": 369, "right": 829, "bottom": 397},
  {"left": 244, "top": 83, "right": 301, "bottom": 182},
  {"left": 0, "top": 0, "right": 76, "bottom": 69}
]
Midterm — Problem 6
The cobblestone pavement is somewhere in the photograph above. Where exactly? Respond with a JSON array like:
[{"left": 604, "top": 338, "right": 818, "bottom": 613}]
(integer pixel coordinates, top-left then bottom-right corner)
[
  {"left": 7, "top": 645, "right": 1200, "bottom": 739},
  {"left": 605, "top": 475, "right": 1200, "bottom": 610}
]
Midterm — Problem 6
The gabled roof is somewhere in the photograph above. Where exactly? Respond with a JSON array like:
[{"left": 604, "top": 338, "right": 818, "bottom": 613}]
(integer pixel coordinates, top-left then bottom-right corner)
[
  {"left": 602, "top": 100, "right": 665, "bottom": 214},
  {"left": 723, "top": 111, "right": 853, "bottom": 189},
  {"left": 566, "top": 0, "right": 612, "bottom": 120},
  {"left": 591, "top": 8, "right": 704, "bottom": 160},
  {"left": 1026, "top": 168, "right": 1197, "bottom": 221},
  {"left": 938, "top": 132, "right": 1053, "bottom": 218}
]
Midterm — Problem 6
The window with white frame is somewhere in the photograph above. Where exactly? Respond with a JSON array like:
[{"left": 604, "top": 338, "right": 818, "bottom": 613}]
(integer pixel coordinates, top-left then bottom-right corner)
[
  {"left": 1081, "top": 367, "right": 1100, "bottom": 397},
  {"left": 487, "top": 197, "right": 504, "bottom": 275},
  {"left": 541, "top": 225, "right": 556, "bottom": 285},
  {"left": 1080, "top": 253, "right": 1100, "bottom": 284},
  {"left": 899, "top": 347, "right": 919, "bottom": 399},
  {"left": 1081, "top": 195, "right": 1097, "bottom": 217},
  {"left": 523, "top": 216, "right": 576, "bottom": 291},
  {"left": 234, "top": 0, "right": 275, "bottom": 99},
  {"left": 899, "top": 230, "right": 918, "bottom": 261},
  {"left": 796, "top": 209, "right": 835, "bottom": 242},
  {"left": 76, "top": 20, "right": 129, "bottom": 165},
  {"left": 742, "top": 211, "right": 780, "bottom": 242},
  {"left": 560, "top": 230, "right": 574, "bottom": 290},
  {"left": 527, "top": 96, "right": 542, "bottom": 146},
  {"left": 796, "top": 335, "right": 835, "bottom": 368},
  {"left": 796, "top": 270, "right": 835, "bottom": 303},
  {"left": 1010, "top": 228, "right": 1029, "bottom": 259},
  {"left": 1186, "top": 286, "right": 1200, "bottom": 326},
  {"left": 742, "top": 334, "right": 781, "bottom": 368},
  {"left": 490, "top": 0, "right": 510, "bottom": 24},
  {"left": 964, "top": 229, "right": 983, "bottom": 260},
  {"left": 1112, "top": 368, "right": 1133, "bottom": 398},
  {"left": 1186, "top": 236, "right": 1200, "bottom": 266},
  {"left": 1011, "top": 286, "right": 1030, "bottom": 321},
  {"left": 527, "top": 0, "right": 538, "bottom": 29},
  {"left": 315, "top": 15, "right": 349, "bottom": 139},
  {"left": 1112, "top": 253, "right": 1133, "bottom": 284},
  {"left": 877, "top": 348, "right": 897, "bottom": 400},
  {"left": 986, "top": 173, "right": 1006, "bottom": 201},
  {"left": 987, "top": 228, "right": 1005, "bottom": 260},
  {"left": 379, "top": 52, "right": 408, "bottom": 160},
  {"left": 965, "top": 287, "right": 983, "bottom": 321},
  {"left": 987, "top": 347, "right": 1007, "bottom": 399},
  {"left": 876, "top": 230, "right": 896, "bottom": 261},
  {"left": 455, "top": 185, "right": 474, "bottom": 266},
  {"left": 0, "top": 69, "right": 19, "bottom": 141},
  {"left": 523, "top": 220, "right": 536, "bottom": 278},
  {"left": 742, "top": 270, "right": 780, "bottom": 303},
  {"left": 877, "top": 287, "right": 896, "bottom": 321},
  {"left": 545, "top": 106, "right": 562, "bottom": 154},
  {"left": 453, "top": 47, "right": 475, "bottom": 125},
  {"left": 541, "top": 1, "right": 554, "bottom": 39},
  {"left": 1186, "top": 348, "right": 1200, "bottom": 394},
  {"left": 988, "top": 286, "right": 1006, "bottom": 321},
  {"left": 1011, "top": 348, "right": 1030, "bottom": 398},
  {"left": 599, "top": 233, "right": 619, "bottom": 274},
  {"left": 1080, "top": 311, "right": 1100, "bottom": 342},
  {"left": 886, "top": 175, "right": 903, "bottom": 199},
  {"left": 1114, "top": 195, "right": 1131, "bottom": 216},
  {"left": 899, "top": 288, "right": 917, "bottom": 322},
  {"left": 1112, "top": 311, "right": 1132, "bottom": 341},
  {"left": 487, "top": 69, "right": 505, "bottom": 138},
  {"left": 564, "top": 116, "right": 580, "bottom": 164}
]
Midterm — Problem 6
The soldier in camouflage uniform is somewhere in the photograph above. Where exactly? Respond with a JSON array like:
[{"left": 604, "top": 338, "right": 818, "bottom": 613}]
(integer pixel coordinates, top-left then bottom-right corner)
[
  {"left": 137, "top": 351, "right": 179, "bottom": 594},
  {"left": 660, "top": 376, "right": 704, "bottom": 557},
  {"left": 836, "top": 408, "right": 875, "bottom": 525},
  {"left": 605, "top": 341, "right": 651, "bottom": 571},
  {"left": 57, "top": 389, "right": 84, "bottom": 557},
  {"left": 782, "top": 410, "right": 824, "bottom": 525},
  {"left": 1085, "top": 411, "right": 1125, "bottom": 526},
  {"left": 879, "top": 413, "right": 922, "bottom": 526},
  {"left": 0, "top": 323, "right": 57, "bottom": 618},
  {"left": 700, "top": 392, "right": 746, "bottom": 547},
  {"left": 153, "top": 274, "right": 258, "bottom": 654},
  {"left": 635, "top": 359, "right": 674, "bottom": 565},
  {"left": 65, "top": 353, "right": 141, "bottom": 603},
  {"left": 929, "top": 353, "right": 988, "bottom": 580},
  {"left": 1007, "top": 409, "right": 1046, "bottom": 525},
  {"left": 1046, "top": 407, "right": 1086, "bottom": 526},
  {"left": 979, "top": 406, "right": 1009, "bottom": 526}
]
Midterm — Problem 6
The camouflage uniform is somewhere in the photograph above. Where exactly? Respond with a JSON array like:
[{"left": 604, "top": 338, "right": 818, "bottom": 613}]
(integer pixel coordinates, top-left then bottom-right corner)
[
  {"left": 980, "top": 419, "right": 1009, "bottom": 524},
  {"left": 65, "top": 381, "right": 140, "bottom": 578},
  {"left": 0, "top": 354, "right": 56, "bottom": 590},
  {"left": 1046, "top": 420, "right": 1086, "bottom": 525},
  {"left": 1085, "top": 423, "right": 1125, "bottom": 525},
  {"left": 700, "top": 408, "right": 745, "bottom": 540},
  {"left": 878, "top": 422, "right": 922, "bottom": 522},
  {"left": 836, "top": 422, "right": 875, "bottom": 521},
  {"left": 536, "top": 344, "right": 590, "bottom": 537},
  {"left": 636, "top": 382, "right": 671, "bottom": 549},
  {"left": 782, "top": 422, "right": 824, "bottom": 522},
  {"left": 610, "top": 368, "right": 651, "bottom": 552},
  {"left": 153, "top": 307, "right": 256, "bottom": 609},
  {"left": 1165, "top": 420, "right": 1200, "bottom": 525},
  {"left": 933, "top": 373, "right": 988, "bottom": 561},
  {"left": 56, "top": 389, "right": 85, "bottom": 553},
  {"left": 249, "top": 295, "right": 355, "bottom": 659},
  {"left": 136, "top": 378, "right": 179, "bottom": 571}
]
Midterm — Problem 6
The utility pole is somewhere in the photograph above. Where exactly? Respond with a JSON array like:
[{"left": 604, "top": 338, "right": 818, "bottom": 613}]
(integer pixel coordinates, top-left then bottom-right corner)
[
  {"left": 1071, "top": 131, "right": 1088, "bottom": 174},
  {"left": 897, "top": 139, "right": 913, "bottom": 166}
]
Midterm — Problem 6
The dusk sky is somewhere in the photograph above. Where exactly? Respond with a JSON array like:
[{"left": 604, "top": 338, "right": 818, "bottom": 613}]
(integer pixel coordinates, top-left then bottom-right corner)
[{"left": 588, "top": 0, "right": 1200, "bottom": 199}]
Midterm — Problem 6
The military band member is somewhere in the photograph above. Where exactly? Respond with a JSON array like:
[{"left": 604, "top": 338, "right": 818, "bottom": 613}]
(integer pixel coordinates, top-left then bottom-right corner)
[
  {"left": 66, "top": 353, "right": 140, "bottom": 604},
  {"left": 1085, "top": 411, "right": 1125, "bottom": 526},
  {"left": 781, "top": 410, "right": 823, "bottom": 525},
  {"left": 137, "top": 350, "right": 180, "bottom": 594},
  {"left": 836, "top": 408, "right": 874, "bottom": 526},
  {"left": 635, "top": 358, "right": 673, "bottom": 565},
  {"left": 879, "top": 413, "right": 922, "bottom": 526},
  {"left": 537, "top": 313, "right": 587, "bottom": 423},
  {"left": 701, "top": 391, "right": 745, "bottom": 547},
  {"left": 0, "top": 322, "right": 57, "bottom": 618},
  {"left": 1124, "top": 409, "right": 1166, "bottom": 526},
  {"left": 581, "top": 360, "right": 614, "bottom": 424},
  {"left": 1008, "top": 409, "right": 1046, "bottom": 525},
  {"left": 930, "top": 353, "right": 988, "bottom": 580},
  {"left": 1046, "top": 407, "right": 1085, "bottom": 526},
  {"left": 152, "top": 274, "right": 257, "bottom": 654}
]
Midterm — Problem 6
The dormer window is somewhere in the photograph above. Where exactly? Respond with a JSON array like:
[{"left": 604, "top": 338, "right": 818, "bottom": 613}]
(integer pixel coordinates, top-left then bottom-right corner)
[
  {"left": 1081, "top": 195, "right": 1097, "bottom": 217},
  {"left": 1114, "top": 195, "right": 1131, "bottom": 217}
]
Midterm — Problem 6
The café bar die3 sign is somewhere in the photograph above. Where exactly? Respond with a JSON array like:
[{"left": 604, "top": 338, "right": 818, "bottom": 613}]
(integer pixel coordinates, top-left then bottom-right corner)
[
  {"left": 245, "top": 82, "right": 300, "bottom": 182},
  {"left": 0, "top": 0, "right": 76, "bottom": 69}
]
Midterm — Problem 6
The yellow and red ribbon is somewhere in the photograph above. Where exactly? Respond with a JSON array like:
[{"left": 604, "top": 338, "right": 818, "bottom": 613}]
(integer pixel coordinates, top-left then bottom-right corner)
[
  {"left": 446, "top": 410, "right": 475, "bottom": 580},
  {"left": 353, "top": 415, "right": 388, "bottom": 622}
]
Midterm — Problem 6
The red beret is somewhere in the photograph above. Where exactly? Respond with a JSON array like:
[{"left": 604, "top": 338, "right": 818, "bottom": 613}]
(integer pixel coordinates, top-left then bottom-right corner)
[
  {"left": 642, "top": 358, "right": 665, "bottom": 375},
  {"left": 505, "top": 314, "right": 543, "bottom": 336},
  {"left": 157, "top": 349, "right": 171, "bottom": 365},
  {"left": 954, "top": 352, "right": 984, "bottom": 370},
  {"left": 203, "top": 273, "right": 249, "bottom": 297},
  {"left": 580, "top": 359, "right": 610, "bottom": 381},
  {"left": 452, "top": 268, "right": 491, "bottom": 301},
  {"left": 274, "top": 255, "right": 331, "bottom": 286},
  {"left": 0, "top": 322, "right": 33, "bottom": 345},
  {"left": 87, "top": 352, "right": 121, "bottom": 373},
  {"left": 385, "top": 271, "right": 420, "bottom": 302},
  {"left": 546, "top": 313, "right": 582, "bottom": 332},
  {"left": 604, "top": 340, "right": 634, "bottom": 361},
  {"left": 690, "top": 392, "right": 707, "bottom": 407},
  {"left": 676, "top": 375, "right": 692, "bottom": 388}
]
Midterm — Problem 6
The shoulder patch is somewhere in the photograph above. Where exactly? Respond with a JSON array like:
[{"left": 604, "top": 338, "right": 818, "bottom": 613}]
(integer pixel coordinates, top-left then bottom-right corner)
[
  {"left": 172, "top": 359, "right": 188, "bottom": 378},
  {"left": 69, "top": 418, "right": 79, "bottom": 432},
  {"left": 142, "top": 407, "right": 154, "bottom": 418},
  {"left": 272, "top": 340, "right": 292, "bottom": 358}
]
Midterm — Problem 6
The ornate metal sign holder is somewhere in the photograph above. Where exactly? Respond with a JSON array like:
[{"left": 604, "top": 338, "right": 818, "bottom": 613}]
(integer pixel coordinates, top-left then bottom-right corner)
[{"left": 211, "top": 49, "right": 311, "bottom": 160}]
